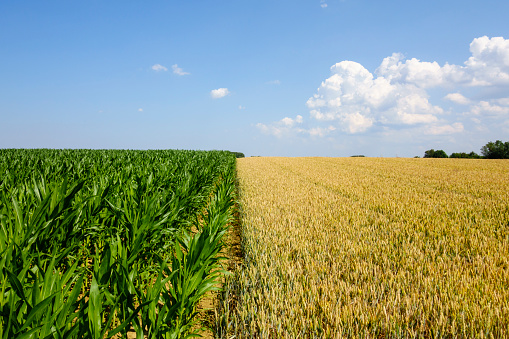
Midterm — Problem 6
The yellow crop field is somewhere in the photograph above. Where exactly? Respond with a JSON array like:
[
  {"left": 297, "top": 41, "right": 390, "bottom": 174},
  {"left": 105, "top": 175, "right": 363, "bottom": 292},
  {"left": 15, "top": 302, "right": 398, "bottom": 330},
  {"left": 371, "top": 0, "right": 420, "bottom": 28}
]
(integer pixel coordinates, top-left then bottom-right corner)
[{"left": 219, "top": 157, "right": 509, "bottom": 338}]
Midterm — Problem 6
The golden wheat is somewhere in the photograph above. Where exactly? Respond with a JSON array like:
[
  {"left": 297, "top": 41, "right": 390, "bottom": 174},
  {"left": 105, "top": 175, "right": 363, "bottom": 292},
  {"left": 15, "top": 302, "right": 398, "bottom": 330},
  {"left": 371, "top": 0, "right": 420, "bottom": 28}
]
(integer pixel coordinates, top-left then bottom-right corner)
[{"left": 224, "top": 157, "right": 509, "bottom": 338}]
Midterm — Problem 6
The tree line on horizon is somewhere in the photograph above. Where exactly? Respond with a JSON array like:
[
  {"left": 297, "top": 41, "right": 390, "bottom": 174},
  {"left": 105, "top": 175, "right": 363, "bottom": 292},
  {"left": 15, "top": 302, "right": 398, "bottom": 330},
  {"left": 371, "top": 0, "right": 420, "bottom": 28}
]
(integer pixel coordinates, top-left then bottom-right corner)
[{"left": 422, "top": 140, "right": 509, "bottom": 159}]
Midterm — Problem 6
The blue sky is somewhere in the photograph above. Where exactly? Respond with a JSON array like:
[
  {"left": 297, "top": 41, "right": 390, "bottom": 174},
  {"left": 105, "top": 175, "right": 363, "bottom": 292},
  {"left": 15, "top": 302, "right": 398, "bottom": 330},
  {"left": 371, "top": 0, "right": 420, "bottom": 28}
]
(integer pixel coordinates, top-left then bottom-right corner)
[{"left": 1, "top": 0, "right": 508, "bottom": 157}]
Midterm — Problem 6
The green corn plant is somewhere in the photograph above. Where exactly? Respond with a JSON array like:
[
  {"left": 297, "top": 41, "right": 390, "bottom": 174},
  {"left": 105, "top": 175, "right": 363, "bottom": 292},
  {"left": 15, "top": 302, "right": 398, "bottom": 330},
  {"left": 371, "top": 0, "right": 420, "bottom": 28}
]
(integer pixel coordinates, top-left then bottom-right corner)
[
  {"left": 1, "top": 149, "right": 238, "bottom": 338},
  {"left": 1, "top": 252, "right": 85, "bottom": 339}
]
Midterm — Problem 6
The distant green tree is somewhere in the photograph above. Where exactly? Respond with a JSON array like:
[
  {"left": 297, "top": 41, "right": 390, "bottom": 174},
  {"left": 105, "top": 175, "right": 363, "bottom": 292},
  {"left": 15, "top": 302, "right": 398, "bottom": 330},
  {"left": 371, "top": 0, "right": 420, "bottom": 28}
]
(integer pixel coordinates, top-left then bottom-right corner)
[
  {"left": 424, "top": 149, "right": 435, "bottom": 158},
  {"left": 424, "top": 149, "right": 448, "bottom": 158},
  {"left": 434, "top": 150, "right": 448, "bottom": 158},
  {"left": 469, "top": 151, "right": 482, "bottom": 159},
  {"left": 230, "top": 152, "right": 245, "bottom": 158},
  {"left": 481, "top": 140, "right": 509, "bottom": 159},
  {"left": 450, "top": 151, "right": 482, "bottom": 159}
]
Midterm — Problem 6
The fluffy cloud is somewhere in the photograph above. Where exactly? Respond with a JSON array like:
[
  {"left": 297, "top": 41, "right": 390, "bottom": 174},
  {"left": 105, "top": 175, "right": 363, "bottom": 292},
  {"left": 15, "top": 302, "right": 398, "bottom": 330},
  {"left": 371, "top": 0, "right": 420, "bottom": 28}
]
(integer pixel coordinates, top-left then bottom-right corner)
[
  {"left": 425, "top": 122, "right": 464, "bottom": 135},
  {"left": 210, "top": 88, "right": 230, "bottom": 99},
  {"left": 257, "top": 115, "right": 305, "bottom": 138},
  {"left": 465, "top": 36, "right": 509, "bottom": 86},
  {"left": 375, "top": 36, "right": 509, "bottom": 88},
  {"left": 306, "top": 60, "right": 443, "bottom": 133},
  {"left": 305, "top": 36, "right": 509, "bottom": 135},
  {"left": 342, "top": 112, "right": 373, "bottom": 133},
  {"left": 309, "top": 126, "right": 335, "bottom": 137},
  {"left": 151, "top": 64, "right": 168, "bottom": 72},
  {"left": 377, "top": 53, "right": 446, "bottom": 88},
  {"left": 471, "top": 101, "right": 509, "bottom": 116},
  {"left": 255, "top": 36, "right": 509, "bottom": 153},
  {"left": 375, "top": 53, "right": 470, "bottom": 88},
  {"left": 257, "top": 115, "right": 338, "bottom": 138},
  {"left": 444, "top": 93, "right": 471, "bottom": 105},
  {"left": 281, "top": 115, "right": 303, "bottom": 126},
  {"left": 172, "top": 64, "right": 189, "bottom": 76}
]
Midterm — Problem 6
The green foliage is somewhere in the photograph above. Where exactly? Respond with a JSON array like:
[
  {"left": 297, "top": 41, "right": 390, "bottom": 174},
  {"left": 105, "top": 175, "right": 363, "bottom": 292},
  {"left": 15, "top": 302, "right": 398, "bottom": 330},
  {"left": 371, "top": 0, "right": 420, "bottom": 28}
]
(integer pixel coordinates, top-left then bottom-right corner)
[
  {"left": 350, "top": 155, "right": 366, "bottom": 157},
  {"left": 0, "top": 149, "right": 236, "bottom": 338},
  {"left": 424, "top": 149, "right": 448, "bottom": 158},
  {"left": 481, "top": 140, "right": 509, "bottom": 159},
  {"left": 230, "top": 152, "right": 245, "bottom": 158},
  {"left": 449, "top": 151, "right": 482, "bottom": 159}
]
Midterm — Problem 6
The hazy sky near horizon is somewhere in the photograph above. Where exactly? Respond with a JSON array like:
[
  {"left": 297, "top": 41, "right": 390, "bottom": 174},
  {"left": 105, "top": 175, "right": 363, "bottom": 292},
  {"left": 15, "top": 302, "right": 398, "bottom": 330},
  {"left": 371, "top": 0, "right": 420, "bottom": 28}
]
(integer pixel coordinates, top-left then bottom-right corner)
[{"left": 1, "top": 0, "right": 509, "bottom": 157}]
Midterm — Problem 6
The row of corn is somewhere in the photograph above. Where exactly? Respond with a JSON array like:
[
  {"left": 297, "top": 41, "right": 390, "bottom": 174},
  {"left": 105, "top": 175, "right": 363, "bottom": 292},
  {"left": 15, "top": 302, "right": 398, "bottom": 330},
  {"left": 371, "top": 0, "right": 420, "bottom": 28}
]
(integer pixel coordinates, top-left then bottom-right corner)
[{"left": 0, "top": 149, "right": 236, "bottom": 338}]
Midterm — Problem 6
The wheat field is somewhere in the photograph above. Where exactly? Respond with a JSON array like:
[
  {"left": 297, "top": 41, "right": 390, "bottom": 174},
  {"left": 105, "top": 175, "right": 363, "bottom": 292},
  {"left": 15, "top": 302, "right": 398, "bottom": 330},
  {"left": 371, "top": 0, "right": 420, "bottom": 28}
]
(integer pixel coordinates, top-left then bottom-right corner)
[{"left": 220, "top": 157, "right": 509, "bottom": 338}]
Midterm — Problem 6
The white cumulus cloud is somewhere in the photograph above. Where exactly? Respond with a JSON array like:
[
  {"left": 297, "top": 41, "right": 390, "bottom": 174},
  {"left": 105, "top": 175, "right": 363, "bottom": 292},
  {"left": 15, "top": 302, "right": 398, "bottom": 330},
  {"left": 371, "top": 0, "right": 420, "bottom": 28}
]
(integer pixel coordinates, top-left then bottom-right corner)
[
  {"left": 342, "top": 112, "right": 374, "bottom": 133},
  {"left": 256, "top": 115, "right": 305, "bottom": 138},
  {"left": 151, "top": 64, "right": 168, "bottom": 72},
  {"left": 306, "top": 60, "right": 443, "bottom": 133},
  {"left": 308, "top": 126, "right": 335, "bottom": 137},
  {"left": 465, "top": 36, "right": 509, "bottom": 86},
  {"left": 172, "top": 64, "right": 190, "bottom": 76},
  {"left": 425, "top": 123, "right": 464, "bottom": 135},
  {"left": 257, "top": 115, "right": 338, "bottom": 138},
  {"left": 376, "top": 53, "right": 448, "bottom": 88},
  {"left": 375, "top": 53, "right": 473, "bottom": 88},
  {"left": 280, "top": 115, "right": 303, "bottom": 127},
  {"left": 210, "top": 88, "right": 230, "bottom": 99},
  {"left": 375, "top": 36, "right": 509, "bottom": 88},
  {"left": 256, "top": 36, "right": 509, "bottom": 149},
  {"left": 444, "top": 92, "right": 471, "bottom": 105},
  {"left": 471, "top": 101, "right": 509, "bottom": 116},
  {"left": 305, "top": 36, "right": 509, "bottom": 135}
]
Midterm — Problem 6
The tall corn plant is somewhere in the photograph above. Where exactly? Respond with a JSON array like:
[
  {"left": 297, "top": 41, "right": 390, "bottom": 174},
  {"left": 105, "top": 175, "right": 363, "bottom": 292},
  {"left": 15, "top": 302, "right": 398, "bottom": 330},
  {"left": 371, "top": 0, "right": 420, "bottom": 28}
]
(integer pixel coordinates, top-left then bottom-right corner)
[
  {"left": 161, "top": 171, "right": 236, "bottom": 338},
  {"left": 0, "top": 149, "right": 237, "bottom": 338},
  {"left": 0, "top": 177, "right": 86, "bottom": 338}
]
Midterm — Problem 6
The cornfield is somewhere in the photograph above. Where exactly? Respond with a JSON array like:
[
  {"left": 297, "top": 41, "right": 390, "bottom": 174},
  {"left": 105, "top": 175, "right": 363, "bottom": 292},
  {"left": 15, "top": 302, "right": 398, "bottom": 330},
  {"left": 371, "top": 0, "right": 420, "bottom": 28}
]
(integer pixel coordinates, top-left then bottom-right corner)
[
  {"left": 0, "top": 149, "right": 237, "bottom": 338},
  {"left": 219, "top": 157, "right": 509, "bottom": 338}
]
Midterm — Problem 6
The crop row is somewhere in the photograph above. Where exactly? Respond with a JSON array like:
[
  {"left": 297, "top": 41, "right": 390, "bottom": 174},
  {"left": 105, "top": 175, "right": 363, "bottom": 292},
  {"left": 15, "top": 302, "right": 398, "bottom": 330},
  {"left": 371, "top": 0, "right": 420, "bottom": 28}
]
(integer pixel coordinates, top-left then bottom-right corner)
[
  {"left": 220, "top": 157, "right": 509, "bottom": 338},
  {"left": 0, "top": 149, "right": 236, "bottom": 338}
]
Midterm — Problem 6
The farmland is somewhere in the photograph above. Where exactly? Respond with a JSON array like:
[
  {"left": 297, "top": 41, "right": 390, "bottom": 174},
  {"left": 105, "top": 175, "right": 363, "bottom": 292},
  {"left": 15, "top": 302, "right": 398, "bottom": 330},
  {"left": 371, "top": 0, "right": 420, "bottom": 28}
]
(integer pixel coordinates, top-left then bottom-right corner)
[
  {"left": 2, "top": 152, "right": 509, "bottom": 338},
  {"left": 220, "top": 157, "right": 509, "bottom": 338},
  {"left": 0, "top": 149, "right": 236, "bottom": 338}
]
